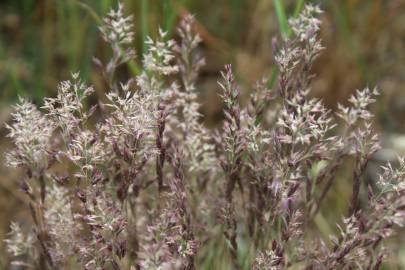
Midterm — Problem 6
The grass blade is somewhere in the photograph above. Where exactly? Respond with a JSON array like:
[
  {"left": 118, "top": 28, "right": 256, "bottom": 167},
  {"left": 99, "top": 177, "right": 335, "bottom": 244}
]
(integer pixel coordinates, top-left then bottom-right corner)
[
  {"left": 273, "top": 0, "right": 290, "bottom": 38},
  {"left": 293, "top": 0, "right": 305, "bottom": 17},
  {"left": 141, "top": 0, "right": 149, "bottom": 55}
]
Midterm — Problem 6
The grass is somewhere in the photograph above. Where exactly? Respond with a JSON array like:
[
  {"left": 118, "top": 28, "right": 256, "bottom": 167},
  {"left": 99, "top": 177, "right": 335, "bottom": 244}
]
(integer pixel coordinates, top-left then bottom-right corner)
[{"left": 1, "top": 1, "right": 405, "bottom": 269}]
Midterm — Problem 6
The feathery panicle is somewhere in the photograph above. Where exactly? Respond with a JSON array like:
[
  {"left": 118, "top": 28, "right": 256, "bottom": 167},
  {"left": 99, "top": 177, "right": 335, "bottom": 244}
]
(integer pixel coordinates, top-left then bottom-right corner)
[
  {"left": 5, "top": 222, "right": 35, "bottom": 257},
  {"left": 42, "top": 72, "right": 94, "bottom": 138},
  {"left": 143, "top": 29, "right": 179, "bottom": 76},
  {"left": 6, "top": 97, "right": 54, "bottom": 169},
  {"left": 100, "top": 2, "right": 135, "bottom": 47}
]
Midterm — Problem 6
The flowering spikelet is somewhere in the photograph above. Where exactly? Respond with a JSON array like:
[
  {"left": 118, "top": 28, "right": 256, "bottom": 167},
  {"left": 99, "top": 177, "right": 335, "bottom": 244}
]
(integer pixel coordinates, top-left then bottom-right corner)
[
  {"left": 289, "top": 4, "right": 322, "bottom": 42},
  {"left": 337, "top": 87, "right": 380, "bottom": 126},
  {"left": 276, "top": 90, "right": 335, "bottom": 148},
  {"left": 5, "top": 222, "right": 35, "bottom": 257},
  {"left": 42, "top": 72, "right": 94, "bottom": 137},
  {"left": 43, "top": 185, "right": 76, "bottom": 265},
  {"left": 66, "top": 130, "right": 105, "bottom": 178},
  {"left": 98, "top": 2, "right": 136, "bottom": 88},
  {"left": 72, "top": 191, "right": 127, "bottom": 270},
  {"left": 99, "top": 2, "right": 134, "bottom": 46},
  {"left": 102, "top": 83, "right": 158, "bottom": 161},
  {"left": 172, "top": 15, "right": 215, "bottom": 175},
  {"left": 6, "top": 97, "right": 54, "bottom": 169},
  {"left": 143, "top": 29, "right": 179, "bottom": 76},
  {"left": 378, "top": 156, "right": 405, "bottom": 193},
  {"left": 253, "top": 250, "right": 282, "bottom": 270},
  {"left": 176, "top": 14, "right": 205, "bottom": 92}
]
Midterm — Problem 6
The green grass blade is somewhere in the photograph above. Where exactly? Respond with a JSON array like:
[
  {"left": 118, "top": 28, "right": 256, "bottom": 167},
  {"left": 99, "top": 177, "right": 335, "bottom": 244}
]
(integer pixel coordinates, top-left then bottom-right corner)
[
  {"left": 101, "top": 0, "right": 113, "bottom": 13},
  {"left": 293, "top": 0, "right": 306, "bottom": 17},
  {"left": 140, "top": 0, "right": 149, "bottom": 55},
  {"left": 273, "top": 0, "right": 290, "bottom": 38},
  {"left": 75, "top": 1, "right": 102, "bottom": 24},
  {"left": 163, "top": 0, "right": 177, "bottom": 35}
]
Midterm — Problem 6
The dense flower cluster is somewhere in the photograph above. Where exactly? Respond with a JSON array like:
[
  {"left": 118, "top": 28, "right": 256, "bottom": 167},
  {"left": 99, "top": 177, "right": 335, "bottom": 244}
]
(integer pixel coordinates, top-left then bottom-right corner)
[
  {"left": 100, "top": 3, "right": 134, "bottom": 46},
  {"left": 5, "top": 97, "right": 54, "bottom": 170},
  {"left": 5, "top": 4, "right": 405, "bottom": 270}
]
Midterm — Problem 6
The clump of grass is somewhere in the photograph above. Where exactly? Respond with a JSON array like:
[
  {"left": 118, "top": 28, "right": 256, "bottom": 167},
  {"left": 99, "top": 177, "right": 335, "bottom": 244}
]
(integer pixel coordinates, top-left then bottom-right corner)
[{"left": 4, "top": 3, "right": 405, "bottom": 270}]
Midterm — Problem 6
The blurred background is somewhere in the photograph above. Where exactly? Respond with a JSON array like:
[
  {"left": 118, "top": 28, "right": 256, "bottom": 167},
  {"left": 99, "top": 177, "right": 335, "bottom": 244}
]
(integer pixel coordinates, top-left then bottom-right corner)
[{"left": 0, "top": 0, "right": 404, "bottom": 268}]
